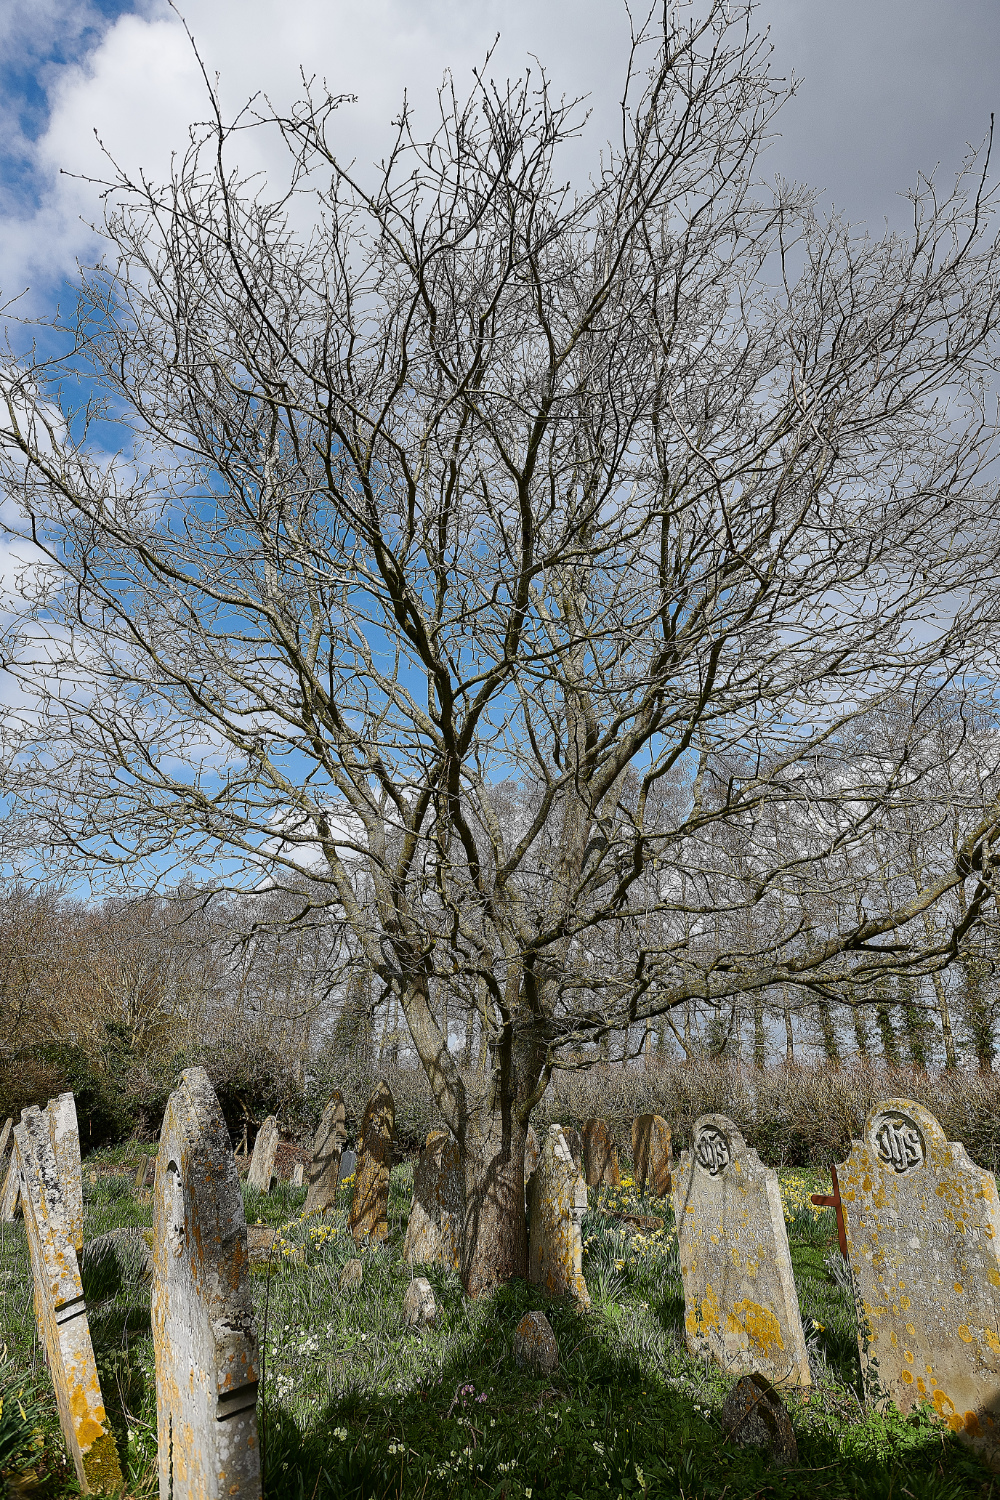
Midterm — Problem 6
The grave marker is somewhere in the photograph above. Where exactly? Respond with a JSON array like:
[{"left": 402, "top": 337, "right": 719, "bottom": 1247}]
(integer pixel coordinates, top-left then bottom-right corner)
[
  {"left": 1, "top": 1153, "right": 20, "bottom": 1221},
  {"left": 673, "top": 1113, "right": 810, "bottom": 1388},
  {"left": 403, "top": 1130, "right": 464, "bottom": 1268},
  {"left": 583, "top": 1117, "right": 620, "bottom": 1188},
  {"left": 47, "top": 1093, "right": 84, "bottom": 1254},
  {"left": 152, "top": 1066, "right": 262, "bottom": 1499},
  {"left": 0, "top": 1115, "right": 12, "bottom": 1168},
  {"left": 304, "top": 1093, "right": 347, "bottom": 1215},
  {"left": 562, "top": 1126, "right": 583, "bottom": 1172},
  {"left": 15, "top": 1106, "right": 122, "bottom": 1493},
  {"left": 632, "top": 1113, "right": 672, "bottom": 1197},
  {"left": 246, "top": 1115, "right": 280, "bottom": 1193},
  {"left": 837, "top": 1098, "right": 1000, "bottom": 1461},
  {"left": 527, "top": 1125, "right": 590, "bottom": 1308},
  {"left": 349, "top": 1080, "right": 395, "bottom": 1244}
]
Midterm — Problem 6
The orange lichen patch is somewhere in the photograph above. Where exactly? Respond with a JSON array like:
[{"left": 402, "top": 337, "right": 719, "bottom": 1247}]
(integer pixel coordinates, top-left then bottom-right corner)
[
  {"left": 958, "top": 1325, "right": 974, "bottom": 1343},
  {"left": 727, "top": 1300, "right": 785, "bottom": 1356},
  {"left": 901, "top": 1370, "right": 914, "bottom": 1384}
]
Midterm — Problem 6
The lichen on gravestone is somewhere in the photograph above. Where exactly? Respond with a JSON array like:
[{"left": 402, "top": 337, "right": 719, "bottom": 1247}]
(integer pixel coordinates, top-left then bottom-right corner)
[
  {"left": 632, "top": 1113, "right": 672, "bottom": 1197},
  {"left": 152, "top": 1066, "right": 262, "bottom": 1500},
  {"left": 527, "top": 1125, "right": 590, "bottom": 1308},
  {"left": 304, "top": 1092, "right": 347, "bottom": 1215},
  {"left": 513, "top": 1310, "right": 559, "bottom": 1374},
  {"left": 673, "top": 1113, "right": 810, "bottom": 1388},
  {"left": 403, "top": 1130, "right": 464, "bottom": 1269},
  {"left": 1, "top": 1153, "right": 21, "bottom": 1222},
  {"left": 246, "top": 1114, "right": 280, "bottom": 1193},
  {"left": 46, "top": 1093, "right": 84, "bottom": 1254},
  {"left": 349, "top": 1080, "right": 395, "bottom": 1245},
  {"left": 582, "top": 1117, "right": 620, "bottom": 1189}
]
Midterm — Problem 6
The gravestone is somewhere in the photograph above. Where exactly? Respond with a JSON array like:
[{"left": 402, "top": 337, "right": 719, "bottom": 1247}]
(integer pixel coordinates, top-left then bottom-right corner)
[
  {"left": 0, "top": 1115, "right": 11, "bottom": 1168},
  {"left": 721, "top": 1374, "right": 797, "bottom": 1464},
  {"left": 15, "top": 1106, "right": 122, "bottom": 1493},
  {"left": 292, "top": 1162, "right": 304, "bottom": 1188},
  {"left": 1, "top": 1153, "right": 20, "bottom": 1221},
  {"left": 513, "top": 1311, "right": 559, "bottom": 1374},
  {"left": 562, "top": 1126, "right": 583, "bottom": 1172},
  {"left": 47, "top": 1093, "right": 84, "bottom": 1254},
  {"left": 403, "top": 1276, "right": 436, "bottom": 1327},
  {"left": 304, "top": 1093, "right": 347, "bottom": 1215},
  {"left": 673, "top": 1113, "right": 810, "bottom": 1388},
  {"left": 403, "top": 1130, "right": 464, "bottom": 1268},
  {"left": 340, "top": 1257, "right": 363, "bottom": 1292},
  {"left": 340, "top": 1149, "right": 357, "bottom": 1182},
  {"left": 837, "top": 1098, "right": 1000, "bottom": 1461},
  {"left": 632, "top": 1113, "right": 672, "bottom": 1197},
  {"left": 152, "top": 1067, "right": 262, "bottom": 1500},
  {"left": 246, "top": 1115, "right": 280, "bottom": 1193},
  {"left": 527, "top": 1125, "right": 590, "bottom": 1308},
  {"left": 349, "top": 1080, "right": 395, "bottom": 1244},
  {"left": 583, "top": 1117, "right": 620, "bottom": 1188}
]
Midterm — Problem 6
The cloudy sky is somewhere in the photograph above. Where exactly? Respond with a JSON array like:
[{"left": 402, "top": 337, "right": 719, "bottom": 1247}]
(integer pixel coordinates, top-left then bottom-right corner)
[{"left": 1, "top": 0, "right": 999, "bottom": 308}]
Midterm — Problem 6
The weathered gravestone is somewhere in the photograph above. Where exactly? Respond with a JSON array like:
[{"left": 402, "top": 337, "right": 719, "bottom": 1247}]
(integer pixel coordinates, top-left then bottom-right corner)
[
  {"left": 47, "top": 1092, "right": 84, "bottom": 1254},
  {"left": 1, "top": 1152, "right": 20, "bottom": 1221},
  {"left": 721, "top": 1374, "right": 797, "bottom": 1465},
  {"left": 15, "top": 1106, "right": 122, "bottom": 1493},
  {"left": 837, "top": 1098, "right": 1000, "bottom": 1459},
  {"left": 514, "top": 1310, "right": 559, "bottom": 1374},
  {"left": 403, "top": 1130, "right": 464, "bottom": 1269},
  {"left": 304, "top": 1093, "right": 347, "bottom": 1215},
  {"left": 152, "top": 1067, "right": 262, "bottom": 1500},
  {"left": 246, "top": 1115, "right": 280, "bottom": 1193},
  {"left": 349, "top": 1080, "right": 395, "bottom": 1244},
  {"left": 562, "top": 1126, "right": 583, "bottom": 1173},
  {"left": 528, "top": 1125, "right": 590, "bottom": 1308},
  {"left": 0, "top": 1115, "right": 11, "bottom": 1169},
  {"left": 403, "top": 1276, "right": 436, "bottom": 1327},
  {"left": 583, "top": 1117, "right": 620, "bottom": 1189},
  {"left": 632, "top": 1113, "right": 672, "bottom": 1197},
  {"left": 673, "top": 1113, "right": 810, "bottom": 1388},
  {"left": 292, "top": 1162, "right": 304, "bottom": 1188}
]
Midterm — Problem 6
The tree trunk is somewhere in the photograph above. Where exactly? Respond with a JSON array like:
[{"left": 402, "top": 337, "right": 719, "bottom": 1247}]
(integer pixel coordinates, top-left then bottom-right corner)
[{"left": 460, "top": 1117, "right": 530, "bottom": 1296}]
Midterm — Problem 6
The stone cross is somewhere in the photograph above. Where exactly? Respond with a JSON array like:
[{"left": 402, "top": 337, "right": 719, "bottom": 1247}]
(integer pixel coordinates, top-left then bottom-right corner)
[
  {"left": 632, "top": 1113, "right": 672, "bottom": 1197},
  {"left": 152, "top": 1066, "right": 262, "bottom": 1499},
  {"left": 673, "top": 1113, "right": 810, "bottom": 1388},
  {"left": 304, "top": 1093, "right": 347, "bottom": 1215},
  {"left": 349, "top": 1080, "right": 395, "bottom": 1244},
  {"left": 246, "top": 1115, "right": 280, "bottom": 1193},
  {"left": 15, "top": 1106, "right": 122, "bottom": 1493},
  {"left": 47, "top": 1093, "right": 84, "bottom": 1254},
  {"left": 837, "top": 1097, "right": 1000, "bottom": 1463},
  {"left": 527, "top": 1125, "right": 590, "bottom": 1308},
  {"left": 402, "top": 1130, "right": 464, "bottom": 1269},
  {"left": 582, "top": 1117, "right": 620, "bottom": 1188}
]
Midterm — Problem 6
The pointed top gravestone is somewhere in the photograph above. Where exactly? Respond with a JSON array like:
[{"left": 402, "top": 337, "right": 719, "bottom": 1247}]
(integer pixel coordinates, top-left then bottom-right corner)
[
  {"left": 837, "top": 1098, "right": 1000, "bottom": 1464},
  {"left": 152, "top": 1066, "right": 262, "bottom": 1500},
  {"left": 246, "top": 1115, "right": 280, "bottom": 1193},
  {"left": 47, "top": 1093, "right": 83, "bottom": 1254},
  {"left": 583, "top": 1117, "right": 620, "bottom": 1188},
  {"left": 304, "top": 1093, "right": 347, "bottom": 1215},
  {"left": 403, "top": 1130, "right": 464, "bottom": 1269},
  {"left": 673, "top": 1113, "right": 810, "bottom": 1388},
  {"left": 349, "top": 1080, "right": 395, "bottom": 1244},
  {"left": 632, "top": 1113, "right": 672, "bottom": 1197},
  {"left": 528, "top": 1125, "right": 590, "bottom": 1308}
]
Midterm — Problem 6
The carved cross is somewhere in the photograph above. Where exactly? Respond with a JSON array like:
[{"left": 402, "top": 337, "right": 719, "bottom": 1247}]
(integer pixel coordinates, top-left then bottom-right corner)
[{"left": 810, "top": 1163, "right": 848, "bottom": 1259}]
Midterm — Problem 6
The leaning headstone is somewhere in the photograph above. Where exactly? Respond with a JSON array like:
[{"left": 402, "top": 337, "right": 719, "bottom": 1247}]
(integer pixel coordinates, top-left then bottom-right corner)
[
  {"left": 583, "top": 1117, "right": 620, "bottom": 1188},
  {"left": 673, "top": 1113, "right": 810, "bottom": 1388},
  {"left": 721, "top": 1374, "right": 797, "bottom": 1464},
  {"left": 632, "top": 1114, "right": 672, "bottom": 1197},
  {"left": 15, "top": 1106, "right": 122, "bottom": 1493},
  {"left": 47, "top": 1093, "right": 84, "bottom": 1254},
  {"left": 1, "top": 1154, "right": 21, "bottom": 1221},
  {"left": 513, "top": 1311, "right": 559, "bottom": 1374},
  {"left": 528, "top": 1125, "right": 590, "bottom": 1308},
  {"left": 837, "top": 1098, "right": 1000, "bottom": 1460},
  {"left": 349, "top": 1080, "right": 395, "bottom": 1244},
  {"left": 152, "top": 1067, "right": 262, "bottom": 1500},
  {"left": 562, "top": 1126, "right": 583, "bottom": 1172},
  {"left": 403, "top": 1130, "right": 464, "bottom": 1269},
  {"left": 292, "top": 1162, "right": 304, "bottom": 1188},
  {"left": 402, "top": 1276, "right": 436, "bottom": 1327},
  {"left": 246, "top": 1115, "right": 280, "bottom": 1193},
  {"left": 304, "top": 1093, "right": 347, "bottom": 1215}
]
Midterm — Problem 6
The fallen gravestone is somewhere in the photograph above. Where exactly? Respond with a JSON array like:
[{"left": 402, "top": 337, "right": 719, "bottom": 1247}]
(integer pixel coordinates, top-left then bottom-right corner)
[
  {"left": 340, "top": 1257, "right": 364, "bottom": 1292},
  {"left": 583, "top": 1117, "right": 620, "bottom": 1188},
  {"left": 403, "top": 1130, "right": 464, "bottom": 1269},
  {"left": 528, "top": 1125, "right": 590, "bottom": 1308},
  {"left": 721, "top": 1374, "right": 797, "bottom": 1464},
  {"left": 837, "top": 1098, "right": 1000, "bottom": 1462},
  {"left": 304, "top": 1093, "right": 348, "bottom": 1215},
  {"left": 153, "top": 1066, "right": 262, "bottom": 1499},
  {"left": 513, "top": 1311, "right": 559, "bottom": 1374},
  {"left": 246, "top": 1115, "right": 280, "bottom": 1193},
  {"left": 15, "top": 1106, "right": 122, "bottom": 1493},
  {"left": 632, "top": 1113, "right": 672, "bottom": 1197},
  {"left": 47, "top": 1093, "right": 84, "bottom": 1255},
  {"left": 350, "top": 1080, "right": 395, "bottom": 1244},
  {"left": 403, "top": 1276, "right": 436, "bottom": 1327},
  {"left": 562, "top": 1126, "right": 583, "bottom": 1172},
  {"left": 673, "top": 1113, "right": 810, "bottom": 1388}
]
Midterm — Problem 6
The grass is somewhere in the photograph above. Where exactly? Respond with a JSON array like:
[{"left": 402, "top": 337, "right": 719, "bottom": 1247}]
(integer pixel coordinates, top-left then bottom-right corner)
[{"left": 0, "top": 1146, "right": 995, "bottom": 1498}]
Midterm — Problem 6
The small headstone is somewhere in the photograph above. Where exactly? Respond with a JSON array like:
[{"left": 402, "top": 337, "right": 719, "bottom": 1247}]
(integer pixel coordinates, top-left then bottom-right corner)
[
  {"left": 15, "top": 1106, "right": 122, "bottom": 1493},
  {"left": 339, "top": 1257, "right": 364, "bottom": 1293},
  {"left": 246, "top": 1226, "right": 278, "bottom": 1264},
  {"left": 152, "top": 1067, "right": 262, "bottom": 1499},
  {"left": 46, "top": 1093, "right": 84, "bottom": 1254},
  {"left": 246, "top": 1115, "right": 280, "bottom": 1193},
  {"left": 340, "top": 1149, "right": 357, "bottom": 1182},
  {"left": 292, "top": 1162, "right": 304, "bottom": 1188},
  {"left": 513, "top": 1311, "right": 559, "bottom": 1374},
  {"left": 0, "top": 1154, "right": 19, "bottom": 1222},
  {"left": 528, "top": 1125, "right": 590, "bottom": 1308},
  {"left": 403, "top": 1276, "right": 436, "bottom": 1327},
  {"left": 403, "top": 1130, "right": 464, "bottom": 1269},
  {"left": 632, "top": 1114, "right": 672, "bottom": 1197},
  {"left": 721, "top": 1374, "right": 797, "bottom": 1464},
  {"left": 673, "top": 1113, "right": 810, "bottom": 1388},
  {"left": 349, "top": 1080, "right": 395, "bottom": 1244},
  {"left": 838, "top": 1098, "right": 1000, "bottom": 1462},
  {"left": 562, "top": 1126, "right": 583, "bottom": 1172},
  {"left": 304, "top": 1093, "right": 347, "bottom": 1215},
  {"left": 582, "top": 1117, "right": 620, "bottom": 1188}
]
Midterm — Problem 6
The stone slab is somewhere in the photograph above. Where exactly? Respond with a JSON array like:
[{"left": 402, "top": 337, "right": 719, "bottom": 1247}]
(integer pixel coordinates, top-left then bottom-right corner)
[
  {"left": 632, "top": 1113, "right": 672, "bottom": 1197},
  {"left": 292, "top": 1162, "right": 304, "bottom": 1187},
  {"left": 720, "top": 1374, "right": 797, "bottom": 1464},
  {"left": 246, "top": 1115, "right": 280, "bottom": 1193},
  {"left": 349, "top": 1080, "right": 395, "bottom": 1244},
  {"left": 513, "top": 1310, "right": 559, "bottom": 1374},
  {"left": 0, "top": 1116, "right": 11, "bottom": 1169},
  {"left": 837, "top": 1097, "right": 1000, "bottom": 1461},
  {"left": 304, "top": 1093, "right": 347, "bottom": 1215},
  {"left": 527, "top": 1125, "right": 589, "bottom": 1308},
  {"left": 583, "top": 1117, "right": 620, "bottom": 1188},
  {"left": 402, "top": 1130, "right": 464, "bottom": 1269},
  {"left": 152, "top": 1066, "right": 262, "bottom": 1499},
  {"left": 47, "top": 1093, "right": 84, "bottom": 1254},
  {"left": 15, "top": 1107, "right": 122, "bottom": 1493},
  {"left": 673, "top": 1113, "right": 810, "bottom": 1388}
]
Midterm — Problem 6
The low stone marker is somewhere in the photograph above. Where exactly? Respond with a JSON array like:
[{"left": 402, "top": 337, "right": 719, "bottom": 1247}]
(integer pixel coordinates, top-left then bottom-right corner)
[
  {"left": 15, "top": 1106, "right": 122, "bottom": 1493},
  {"left": 513, "top": 1310, "right": 559, "bottom": 1374},
  {"left": 837, "top": 1098, "right": 1000, "bottom": 1460},
  {"left": 350, "top": 1080, "right": 395, "bottom": 1244},
  {"left": 403, "top": 1276, "right": 436, "bottom": 1327},
  {"left": 632, "top": 1113, "right": 672, "bottom": 1197},
  {"left": 528, "top": 1125, "right": 590, "bottom": 1308},
  {"left": 583, "top": 1117, "right": 620, "bottom": 1188},
  {"left": 47, "top": 1093, "right": 84, "bottom": 1254},
  {"left": 340, "top": 1149, "right": 357, "bottom": 1181},
  {"left": 673, "top": 1113, "right": 810, "bottom": 1388},
  {"left": 721, "top": 1374, "right": 797, "bottom": 1464},
  {"left": 246, "top": 1115, "right": 280, "bottom": 1193},
  {"left": 403, "top": 1130, "right": 464, "bottom": 1269},
  {"left": 152, "top": 1066, "right": 262, "bottom": 1499},
  {"left": 304, "top": 1093, "right": 347, "bottom": 1214}
]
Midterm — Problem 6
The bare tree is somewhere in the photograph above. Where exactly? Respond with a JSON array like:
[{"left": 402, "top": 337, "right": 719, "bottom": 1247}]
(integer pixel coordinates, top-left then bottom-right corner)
[{"left": 3, "top": 2, "right": 1000, "bottom": 1291}]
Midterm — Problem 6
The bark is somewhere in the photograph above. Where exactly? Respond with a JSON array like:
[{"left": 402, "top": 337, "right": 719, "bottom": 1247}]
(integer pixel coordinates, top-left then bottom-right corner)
[{"left": 460, "top": 1118, "right": 530, "bottom": 1296}]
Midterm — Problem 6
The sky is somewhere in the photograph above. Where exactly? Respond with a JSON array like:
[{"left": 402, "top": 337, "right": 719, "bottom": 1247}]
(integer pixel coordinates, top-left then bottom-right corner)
[{"left": 2, "top": 0, "right": 1000, "bottom": 307}]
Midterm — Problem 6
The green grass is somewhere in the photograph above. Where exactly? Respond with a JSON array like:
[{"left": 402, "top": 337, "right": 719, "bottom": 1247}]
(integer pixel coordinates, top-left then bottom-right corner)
[{"left": 0, "top": 1148, "right": 995, "bottom": 1498}]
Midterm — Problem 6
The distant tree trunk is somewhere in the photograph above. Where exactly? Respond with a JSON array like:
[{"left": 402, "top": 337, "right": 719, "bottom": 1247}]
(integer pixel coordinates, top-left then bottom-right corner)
[
  {"left": 876, "top": 988, "right": 900, "bottom": 1067},
  {"left": 816, "top": 1000, "right": 840, "bottom": 1064},
  {"left": 851, "top": 1003, "right": 873, "bottom": 1059},
  {"left": 783, "top": 991, "right": 795, "bottom": 1063},
  {"left": 898, "top": 975, "right": 931, "bottom": 1071},
  {"left": 752, "top": 993, "right": 767, "bottom": 1070},
  {"left": 929, "top": 968, "right": 958, "bottom": 1070},
  {"left": 961, "top": 949, "right": 995, "bottom": 1072}
]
